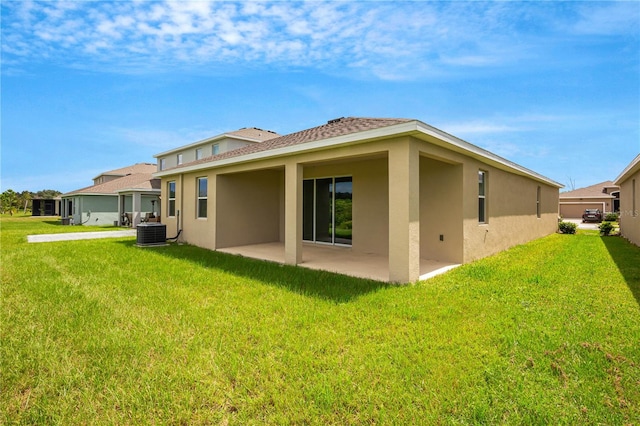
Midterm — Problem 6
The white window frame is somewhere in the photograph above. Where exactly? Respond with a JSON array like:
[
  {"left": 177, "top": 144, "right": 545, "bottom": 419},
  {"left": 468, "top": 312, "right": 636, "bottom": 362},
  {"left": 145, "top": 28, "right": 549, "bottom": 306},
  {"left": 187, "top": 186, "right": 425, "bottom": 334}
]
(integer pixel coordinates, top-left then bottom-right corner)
[
  {"left": 159, "top": 159, "right": 166, "bottom": 171},
  {"left": 197, "top": 177, "right": 208, "bottom": 219},
  {"left": 177, "top": 154, "right": 183, "bottom": 165},
  {"left": 196, "top": 148, "right": 203, "bottom": 160},
  {"left": 478, "top": 170, "right": 487, "bottom": 224},
  {"left": 212, "top": 143, "right": 220, "bottom": 155},
  {"left": 168, "top": 181, "right": 176, "bottom": 217}
]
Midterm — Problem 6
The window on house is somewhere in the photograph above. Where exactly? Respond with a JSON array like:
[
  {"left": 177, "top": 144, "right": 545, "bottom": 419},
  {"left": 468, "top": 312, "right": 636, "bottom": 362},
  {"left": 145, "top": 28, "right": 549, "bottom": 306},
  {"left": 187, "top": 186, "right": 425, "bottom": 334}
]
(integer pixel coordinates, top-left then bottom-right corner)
[
  {"left": 160, "top": 159, "right": 166, "bottom": 170},
  {"left": 212, "top": 144, "right": 220, "bottom": 155},
  {"left": 177, "top": 154, "right": 183, "bottom": 165},
  {"left": 303, "top": 176, "right": 352, "bottom": 246},
  {"left": 478, "top": 171, "right": 487, "bottom": 223},
  {"left": 536, "top": 186, "right": 541, "bottom": 218},
  {"left": 197, "top": 177, "right": 207, "bottom": 218},
  {"left": 168, "top": 181, "right": 176, "bottom": 217},
  {"left": 196, "top": 148, "right": 203, "bottom": 160}
]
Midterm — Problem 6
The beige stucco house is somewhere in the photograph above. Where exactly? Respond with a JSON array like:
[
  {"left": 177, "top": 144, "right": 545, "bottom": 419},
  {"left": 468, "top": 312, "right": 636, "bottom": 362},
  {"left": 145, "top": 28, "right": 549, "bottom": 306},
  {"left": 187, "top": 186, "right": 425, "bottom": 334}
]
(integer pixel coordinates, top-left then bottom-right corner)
[
  {"left": 61, "top": 163, "right": 160, "bottom": 227},
  {"left": 154, "top": 117, "right": 562, "bottom": 283},
  {"left": 559, "top": 181, "right": 620, "bottom": 218},
  {"left": 614, "top": 154, "right": 640, "bottom": 247}
]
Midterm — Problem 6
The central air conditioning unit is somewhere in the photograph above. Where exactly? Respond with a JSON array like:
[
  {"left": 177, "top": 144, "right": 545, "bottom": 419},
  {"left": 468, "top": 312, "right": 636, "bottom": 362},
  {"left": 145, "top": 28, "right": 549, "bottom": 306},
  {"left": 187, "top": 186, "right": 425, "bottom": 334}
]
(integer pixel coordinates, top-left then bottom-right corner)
[{"left": 136, "top": 223, "right": 167, "bottom": 246}]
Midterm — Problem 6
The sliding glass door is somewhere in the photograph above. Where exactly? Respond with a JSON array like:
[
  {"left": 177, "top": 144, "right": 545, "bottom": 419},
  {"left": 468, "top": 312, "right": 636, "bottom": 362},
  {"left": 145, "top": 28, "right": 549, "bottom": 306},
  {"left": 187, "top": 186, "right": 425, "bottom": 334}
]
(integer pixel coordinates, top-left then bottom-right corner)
[{"left": 302, "top": 176, "right": 352, "bottom": 246}]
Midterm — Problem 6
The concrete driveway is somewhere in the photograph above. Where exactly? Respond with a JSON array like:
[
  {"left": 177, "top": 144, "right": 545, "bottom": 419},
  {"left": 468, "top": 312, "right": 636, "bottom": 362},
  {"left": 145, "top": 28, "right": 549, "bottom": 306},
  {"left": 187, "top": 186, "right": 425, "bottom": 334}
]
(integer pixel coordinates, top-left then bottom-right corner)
[{"left": 562, "top": 218, "right": 601, "bottom": 230}]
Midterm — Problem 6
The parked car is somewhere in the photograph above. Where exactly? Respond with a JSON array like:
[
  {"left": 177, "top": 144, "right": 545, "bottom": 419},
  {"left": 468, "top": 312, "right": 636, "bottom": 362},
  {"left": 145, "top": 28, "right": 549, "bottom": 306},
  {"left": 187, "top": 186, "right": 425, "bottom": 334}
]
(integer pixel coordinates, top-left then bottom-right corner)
[{"left": 582, "top": 209, "right": 603, "bottom": 223}]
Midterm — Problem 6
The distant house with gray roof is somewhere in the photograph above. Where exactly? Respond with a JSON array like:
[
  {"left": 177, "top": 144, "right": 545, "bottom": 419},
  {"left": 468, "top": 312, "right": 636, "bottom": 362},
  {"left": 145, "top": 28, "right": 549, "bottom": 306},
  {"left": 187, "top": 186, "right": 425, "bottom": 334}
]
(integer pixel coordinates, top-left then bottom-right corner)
[{"left": 61, "top": 163, "right": 159, "bottom": 227}]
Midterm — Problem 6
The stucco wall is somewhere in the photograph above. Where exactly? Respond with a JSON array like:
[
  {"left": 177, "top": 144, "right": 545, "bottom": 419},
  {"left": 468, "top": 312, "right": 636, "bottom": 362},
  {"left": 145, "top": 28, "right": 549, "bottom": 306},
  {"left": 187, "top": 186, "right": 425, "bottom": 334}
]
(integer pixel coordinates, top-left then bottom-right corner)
[
  {"left": 304, "top": 157, "right": 389, "bottom": 256},
  {"left": 618, "top": 174, "right": 640, "bottom": 247},
  {"left": 420, "top": 156, "right": 464, "bottom": 263},
  {"left": 462, "top": 163, "right": 559, "bottom": 263},
  {"left": 79, "top": 195, "right": 118, "bottom": 226},
  {"left": 216, "top": 169, "right": 284, "bottom": 249},
  {"left": 174, "top": 172, "right": 215, "bottom": 249},
  {"left": 161, "top": 176, "right": 182, "bottom": 241}
]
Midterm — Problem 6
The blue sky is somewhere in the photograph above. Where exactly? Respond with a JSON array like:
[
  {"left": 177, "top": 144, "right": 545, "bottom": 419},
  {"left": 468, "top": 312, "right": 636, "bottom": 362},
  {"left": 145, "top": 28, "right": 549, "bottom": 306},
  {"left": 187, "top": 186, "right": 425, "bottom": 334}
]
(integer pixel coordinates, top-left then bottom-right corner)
[{"left": 2, "top": 0, "right": 639, "bottom": 193}]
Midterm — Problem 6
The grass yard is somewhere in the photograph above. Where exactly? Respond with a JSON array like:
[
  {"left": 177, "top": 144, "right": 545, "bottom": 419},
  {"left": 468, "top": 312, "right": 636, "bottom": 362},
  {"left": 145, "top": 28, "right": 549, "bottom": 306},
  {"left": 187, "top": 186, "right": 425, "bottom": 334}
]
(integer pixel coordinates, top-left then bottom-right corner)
[{"left": 2, "top": 216, "right": 639, "bottom": 424}]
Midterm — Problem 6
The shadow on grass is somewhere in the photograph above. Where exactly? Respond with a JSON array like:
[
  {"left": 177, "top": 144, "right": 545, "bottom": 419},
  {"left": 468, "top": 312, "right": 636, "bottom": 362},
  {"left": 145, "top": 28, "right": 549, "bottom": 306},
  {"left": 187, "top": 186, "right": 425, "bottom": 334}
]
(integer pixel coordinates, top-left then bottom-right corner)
[
  {"left": 601, "top": 235, "right": 640, "bottom": 307},
  {"left": 117, "top": 241, "right": 390, "bottom": 303}
]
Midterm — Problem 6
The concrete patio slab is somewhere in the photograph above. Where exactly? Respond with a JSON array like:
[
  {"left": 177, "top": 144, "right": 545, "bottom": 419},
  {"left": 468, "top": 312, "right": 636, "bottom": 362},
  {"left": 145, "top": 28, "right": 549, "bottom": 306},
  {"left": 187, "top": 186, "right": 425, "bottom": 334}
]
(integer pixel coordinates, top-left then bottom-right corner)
[
  {"left": 27, "top": 230, "right": 136, "bottom": 243},
  {"left": 219, "top": 242, "right": 460, "bottom": 282}
]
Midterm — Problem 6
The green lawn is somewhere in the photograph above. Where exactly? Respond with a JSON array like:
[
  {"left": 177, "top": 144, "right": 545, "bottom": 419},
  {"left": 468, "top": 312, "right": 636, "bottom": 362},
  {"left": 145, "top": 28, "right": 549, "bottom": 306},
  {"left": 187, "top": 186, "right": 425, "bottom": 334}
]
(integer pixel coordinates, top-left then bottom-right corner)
[{"left": 2, "top": 216, "right": 639, "bottom": 424}]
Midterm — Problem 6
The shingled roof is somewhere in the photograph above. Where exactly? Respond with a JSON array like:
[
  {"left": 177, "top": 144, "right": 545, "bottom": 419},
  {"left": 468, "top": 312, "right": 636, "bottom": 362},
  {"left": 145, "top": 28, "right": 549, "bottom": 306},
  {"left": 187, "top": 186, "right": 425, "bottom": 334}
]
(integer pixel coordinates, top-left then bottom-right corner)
[
  {"left": 226, "top": 127, "right": 280, "bottom": 141},
  {"left": 559, "top": 181, "right": 617, "bottom": 198},
  {"left": 63, "top": 173, "right": 160, "bottom": 196},
  {"left": 165, "top": 117, "right": 411, "bottom": 171}
]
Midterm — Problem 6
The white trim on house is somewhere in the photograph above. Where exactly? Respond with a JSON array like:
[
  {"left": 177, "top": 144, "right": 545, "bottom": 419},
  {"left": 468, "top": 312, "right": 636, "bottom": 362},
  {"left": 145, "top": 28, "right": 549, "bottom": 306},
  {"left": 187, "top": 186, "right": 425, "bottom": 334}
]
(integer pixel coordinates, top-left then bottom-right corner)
[{"left": 154, "top": 120, "right": 563, "bottom": 188}]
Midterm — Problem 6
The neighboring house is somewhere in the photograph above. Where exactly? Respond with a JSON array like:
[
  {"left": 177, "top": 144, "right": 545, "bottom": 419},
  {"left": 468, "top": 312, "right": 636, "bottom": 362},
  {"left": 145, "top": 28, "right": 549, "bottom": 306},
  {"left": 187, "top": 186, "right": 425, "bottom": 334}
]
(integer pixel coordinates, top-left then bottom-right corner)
[
  {"left": 155, "top": 127, "right": 280, "bottom": 172},
  {"left": 31, "top": 198, "right": 61, "bottom": 216},
  {"left": 614, "top": 154, "right": 640, "bottom": 247},
  {"left": 61, "top": 163, "right": 160, "bottom": 227},
  {"left": 154, "top": 117, "right": 562, "bottom": 283},
  {"left": 559, "top": 181, "right": 620, "bottom": 218}
]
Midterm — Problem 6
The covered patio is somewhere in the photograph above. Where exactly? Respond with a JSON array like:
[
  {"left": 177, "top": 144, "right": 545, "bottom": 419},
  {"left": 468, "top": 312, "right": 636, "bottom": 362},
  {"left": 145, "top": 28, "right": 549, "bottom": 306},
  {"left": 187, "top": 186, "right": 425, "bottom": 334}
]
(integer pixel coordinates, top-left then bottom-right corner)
[
  {"left": 117, "top": 185, "right": 161, "bottom": 228},
  {"left": 218, "top": 242, "right": 460, "bottom": 282}
]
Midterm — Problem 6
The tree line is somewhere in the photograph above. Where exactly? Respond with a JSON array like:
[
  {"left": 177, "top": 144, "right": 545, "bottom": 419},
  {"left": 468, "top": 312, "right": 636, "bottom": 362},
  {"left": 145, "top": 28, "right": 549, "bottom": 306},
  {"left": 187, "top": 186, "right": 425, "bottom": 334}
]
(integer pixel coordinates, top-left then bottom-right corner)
[{"left": 1, "top": 189, "right": 62, "bottom": 214}]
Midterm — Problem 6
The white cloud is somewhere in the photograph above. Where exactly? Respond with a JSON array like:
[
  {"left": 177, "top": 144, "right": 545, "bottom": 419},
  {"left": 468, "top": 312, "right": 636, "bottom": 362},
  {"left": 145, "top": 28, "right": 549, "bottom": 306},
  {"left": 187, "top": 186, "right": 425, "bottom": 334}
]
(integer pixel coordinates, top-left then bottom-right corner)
[{"left": 1, "top": 1, "right": 638, "bottom": 79}]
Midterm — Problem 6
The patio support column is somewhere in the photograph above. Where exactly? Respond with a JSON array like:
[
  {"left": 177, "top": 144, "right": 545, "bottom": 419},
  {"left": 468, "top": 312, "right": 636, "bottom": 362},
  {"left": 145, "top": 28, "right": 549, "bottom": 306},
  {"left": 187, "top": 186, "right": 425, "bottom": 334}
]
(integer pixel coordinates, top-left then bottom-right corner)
[
  {"left": 388, "top": 139, "right": 420, "bottom": 283},
  {"left": 117, "top": 194, "right": 124, "bottom": 226},
  {"left": 284, "top": 162, "right": 303, "bottom": 265},
  {"left": 132, "top": 192, "right": 142, "bottom": 228}
]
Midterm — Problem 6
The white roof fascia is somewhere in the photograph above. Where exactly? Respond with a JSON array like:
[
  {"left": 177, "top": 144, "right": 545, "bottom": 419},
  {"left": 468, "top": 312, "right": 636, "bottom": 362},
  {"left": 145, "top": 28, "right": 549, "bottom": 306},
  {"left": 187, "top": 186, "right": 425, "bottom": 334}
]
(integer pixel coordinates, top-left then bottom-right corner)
[
  {"left": 153, "top": 133, "right": 264, "bottom": 158},
  {"left": 155, "top": 120, "right": 563, "bottom": 188},
  {"left": 614, "top": 153, "right": 640, "bottom": 185}
]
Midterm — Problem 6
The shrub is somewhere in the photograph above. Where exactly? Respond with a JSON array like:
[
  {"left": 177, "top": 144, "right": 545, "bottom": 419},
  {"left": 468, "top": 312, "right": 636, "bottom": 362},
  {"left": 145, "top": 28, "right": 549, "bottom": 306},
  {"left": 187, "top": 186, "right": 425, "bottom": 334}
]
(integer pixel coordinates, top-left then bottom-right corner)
[
  {"left": 558, "top": 221, "right": 577, "bottom": 234},
  {"left": 604, "top": 212, "right": 619, "bottom": 222},
  {"left": 339, "top": 220, "right": 352, "bottom": 230},
  {"left": 599, "top": 221, "right": 614, "bottom": 236}
]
